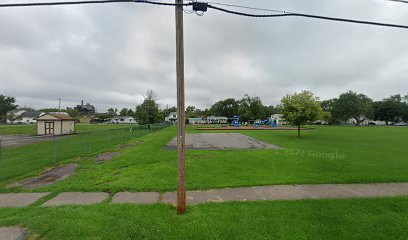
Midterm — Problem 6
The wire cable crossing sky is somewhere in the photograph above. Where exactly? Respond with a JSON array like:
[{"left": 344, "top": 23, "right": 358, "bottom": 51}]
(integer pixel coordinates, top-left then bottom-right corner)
[
  {"left": 1, "top": 0, "right": 407, "bottom": 110},
  {"left": 1, "top": 0, "right": 408, "bottom": 29}
]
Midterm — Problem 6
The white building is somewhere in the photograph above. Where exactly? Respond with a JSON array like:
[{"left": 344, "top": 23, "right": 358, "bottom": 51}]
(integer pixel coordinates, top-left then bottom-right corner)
[
  {"left": 111, "top": 116, "right": 136, "bottom": 124},
  {"left": 36, "top": 113, "right": 75, "bottom": 135},
  {"left": 188, "top": 117, "right": 206, "bottom": 125},
  {"left": 165, "top": 112, "right": 178, "bottom": 123},
  {"left": 271, "top": 114, "right": 287, "bottom": 126},
  {"left": 7, "top": 110, "right": 45, "bottom": 124},
  {"left": 206, "top": 116, "right": 228, "bottom": 124},
  {"left": 346, "top": 117, "right": 387, "bottom": 126}
]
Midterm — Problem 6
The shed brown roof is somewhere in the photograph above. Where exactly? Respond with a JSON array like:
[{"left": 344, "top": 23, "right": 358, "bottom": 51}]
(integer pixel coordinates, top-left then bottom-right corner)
[{"left": 37, "top": 113, "right": 75, "bottom": 121}]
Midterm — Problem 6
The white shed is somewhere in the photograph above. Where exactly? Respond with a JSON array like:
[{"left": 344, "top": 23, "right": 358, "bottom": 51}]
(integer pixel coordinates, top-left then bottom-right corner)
[
  {"left": 36, "top": 113, "right": 76, "bottom": 135},
  {"left": 111, "top": 116, "right": 136, "bottom": 124}
]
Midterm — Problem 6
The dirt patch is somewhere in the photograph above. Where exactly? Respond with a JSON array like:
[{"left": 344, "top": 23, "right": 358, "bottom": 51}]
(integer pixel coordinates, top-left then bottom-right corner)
[
  {"left": 0, "top": 134, "right": 66, "bottom": 148},
  {"left": 166, "top": 133, "right": 281, "bottom": 150},
  {"left": 10, "top": 164, "right": 78, "bottom": 189},
  {"left": 95, "top": 152, "right": 121, "bottom": 163},
  {"left": 117, "top": 143, "right": 133, "bottom": 149}
]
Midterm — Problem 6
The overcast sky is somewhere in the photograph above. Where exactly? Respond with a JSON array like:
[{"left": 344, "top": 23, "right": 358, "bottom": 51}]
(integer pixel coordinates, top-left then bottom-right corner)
[{"left": 1, "top": 0, "right": 407, "bottom": 112}]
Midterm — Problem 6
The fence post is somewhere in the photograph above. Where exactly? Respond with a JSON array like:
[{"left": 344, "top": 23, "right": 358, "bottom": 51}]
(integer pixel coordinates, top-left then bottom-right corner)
[
  {"left": 53, "top": 136, "right": 56, "bottom": 165},
  {"left": 0, "top": 138, "right": 2, "bottom": 163},
  {"left": 89, "top": 143, "right": 92, "bottom": 155},
  {"left": 108, "top": 129, "right": 110, "bottom": 147}
]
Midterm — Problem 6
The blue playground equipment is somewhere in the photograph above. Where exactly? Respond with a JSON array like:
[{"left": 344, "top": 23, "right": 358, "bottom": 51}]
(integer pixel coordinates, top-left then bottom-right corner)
[
  {"left": 263, "top": 118, "right": 278, "bottom": 128},
  {"left": 231, "top": 115, "right": 240, "bottom": 127}
]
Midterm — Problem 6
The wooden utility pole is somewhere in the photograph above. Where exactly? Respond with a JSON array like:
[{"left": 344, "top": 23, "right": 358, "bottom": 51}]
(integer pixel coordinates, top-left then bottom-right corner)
[{"left": 175, "top": 0, "right": 186, "bottom": 214}]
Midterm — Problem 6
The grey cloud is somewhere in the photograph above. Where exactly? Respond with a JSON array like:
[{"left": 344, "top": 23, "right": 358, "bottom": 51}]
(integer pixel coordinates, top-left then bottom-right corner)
[{"left": 1, "top": 0, "right": 408, "bottom": 112}]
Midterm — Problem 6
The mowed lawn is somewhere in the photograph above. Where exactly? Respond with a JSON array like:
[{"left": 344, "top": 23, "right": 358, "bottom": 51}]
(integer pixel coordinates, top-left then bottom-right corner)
[
  {"left": 1, "top": 197, "right": 408, "bottom": 239},
  {"left": 0, "top": 124, "right": 162, "bottom": 189},
  {"left": 23, "top": 125, "right": 408, "bottom": 193},
  {"left": 1, "top": 126, "right": 408, "bottom": 240}
]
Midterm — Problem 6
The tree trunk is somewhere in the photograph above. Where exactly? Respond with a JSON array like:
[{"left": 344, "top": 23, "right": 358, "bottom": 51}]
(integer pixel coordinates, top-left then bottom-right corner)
[
  {"left": 354, "top": 117, "right": 361, "bottom": 126},
  {"left": 297, "top": 125, "right": 300, "bottom": 137}
]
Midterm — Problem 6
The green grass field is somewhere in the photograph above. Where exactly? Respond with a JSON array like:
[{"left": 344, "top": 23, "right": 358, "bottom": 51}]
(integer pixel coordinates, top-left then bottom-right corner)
[
  {"left": 0, "top": 124, "right": 166, "bottom": 189},
  {"left": 1, "top": 197, "right": 408, "bottom": 239},
  {"left": 1, "top": 125, "right": 408, "bottom": 239},
  {"left": 10, "top": 125, "right": 404, "bottom": 193}
]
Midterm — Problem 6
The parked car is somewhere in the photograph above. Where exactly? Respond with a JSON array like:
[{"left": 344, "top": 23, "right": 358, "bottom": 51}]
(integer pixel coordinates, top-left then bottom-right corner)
[{"left": 394, "top": 122, "right": 408, "bottom": 126}]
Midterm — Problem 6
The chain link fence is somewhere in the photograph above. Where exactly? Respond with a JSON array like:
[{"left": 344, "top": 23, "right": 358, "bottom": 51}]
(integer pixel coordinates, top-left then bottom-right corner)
[{"left": 0, "top": 124, "right": 171, "bottom": 184}]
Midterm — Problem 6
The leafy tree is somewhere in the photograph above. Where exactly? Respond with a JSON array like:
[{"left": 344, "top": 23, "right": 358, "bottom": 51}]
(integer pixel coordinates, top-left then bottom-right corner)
[
  {"left": 161, "top": 106, "right": 177, "bottom": 118},
  {"left": 238, "top": 94, "right": 268, "bottom": 122},
  {"left": 119, "top": 108, "right": 134, "bottom": 116},
  {"left": 321, "top": 99, "right": 341, "bottom": 125},
  {"left": 331, "top": 91, "right": 373, "bottom": 126},
  {"left": 373, "top": 95, "right": 405, "bottom": 125},
  {"left": 39, "top": 108, "right": 60, "bottom": 113},
  {"left": 107, "top": 108, "right": 118, "bottom": 117},
  {"left": 135, "top": 90, "right": 162, "bottom": 124},
  {"left": 402, "top": 104, "right": 408, "bottom": 122},
  {"left": 0, "top": 95, "right": 18, "bottom": 123},
  {"left": 195, "top": 108, "right": 210, "bottom": 117},
  {"left": 210, "top": 98, "right": 239, "bottom": 119},
  {"left": 19, "top": 107, "right": 36, "bottom": 112},
  {"left": 186, "top": 106, "right": 195, "bottom": 114},
  {"left": 207, "top": 95, "right": 272, "bottom": 123},
  {"left": 66, "top": 109, "right": 81, "bottom": 119},
  {"left": 186, "top": 106, "right": 197, "bottom": 119},
  {"left": 92, "top": 113, "right": 111, "bottom": 123},
  {"left": 265, "top": 105, "right": 277, "bottom": 116},
  {"left": 279, "top": 90, "right": 325, "bottom": 137}
]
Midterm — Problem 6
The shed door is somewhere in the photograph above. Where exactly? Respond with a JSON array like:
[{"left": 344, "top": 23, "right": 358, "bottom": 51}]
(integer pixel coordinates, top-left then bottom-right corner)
[{"left": 45, "top": 121, "right": 54, "bottom": 135}]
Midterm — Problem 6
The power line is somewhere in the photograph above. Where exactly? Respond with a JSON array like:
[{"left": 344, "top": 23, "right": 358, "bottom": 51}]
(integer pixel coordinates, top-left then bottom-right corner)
[
  {"left": 206, "top": 2, "right": 290, "bottom": 14},
  {"left": 0, "top": 0, "right": 191, "bottom": 8},
  {"left": 387, "top": 0, "right": 408, "bottom": 3},
  {"left": 1, "top": 0, "right": 408, "bottom": 30},
  {"left": 206, "top": 4, "right": 408, "bottom": 30}
]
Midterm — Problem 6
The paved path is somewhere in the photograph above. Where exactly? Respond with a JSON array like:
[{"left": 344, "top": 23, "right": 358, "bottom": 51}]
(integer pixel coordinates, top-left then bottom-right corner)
[
  {"left": 0, "top": 227, "right": 27, "bottom": 240},
  {"left": 42, "top": 192, "right": 109, "bottom": 206},
  {"left": 162, "top": 183, "right": 408, "bottom": 205},
  {"left": 0, "top": 135, "right": 64, "bottom": 148},
  {"left": 2, "top": 183, "right": 408, "bottom": 207},
  {"left": 0, "top": 193, "right": 49, "bottom": 207},
  {"left": 166, "top": 133, "right": 280, "bottom": 150}
]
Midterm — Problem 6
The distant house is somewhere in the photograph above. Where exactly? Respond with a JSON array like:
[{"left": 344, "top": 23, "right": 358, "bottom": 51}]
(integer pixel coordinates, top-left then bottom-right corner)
[
  {"left": 79, "top": 115, "right": 92, "bottom": 124},
  {"left": 36, "top": 113, "right": 75, "bottom": 135},
  {"left": 111, "top": 116, "right": 136, "bottom": 124},
  {"left": 270, "top": 114, "right": 287, "bottom": 126},
  {"left": 74, "top": 100, "right": 96, "bottom": 114},
  {"left": 344, "top": 115, "right": 382, "bottom": 126},
  {"left": 188, "top": 117, "right": 206, "bottom": 125},
  {"left": 165, "top": 112, "right": 178, "bottom": 123},
  {"left": 369, "top": 120, "right": 387, "bottom": 126},
  {"left": 6, "top": 110, "right": 45, "bottom": 124},
  {"left": 206, "top": 116, "right": 228, "bottom": 124}
]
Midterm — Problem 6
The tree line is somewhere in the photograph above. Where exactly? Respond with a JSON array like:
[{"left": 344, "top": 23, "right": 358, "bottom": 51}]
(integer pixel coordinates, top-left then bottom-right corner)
[
  {"left": 1, "top": 91, "right": 407, "bottom": 127},
  {"left": 322, "top": 91, "right": 408, "bottom": 126},
  {"left": 94, "top": 91, "right": 277, "bottom": 124}
]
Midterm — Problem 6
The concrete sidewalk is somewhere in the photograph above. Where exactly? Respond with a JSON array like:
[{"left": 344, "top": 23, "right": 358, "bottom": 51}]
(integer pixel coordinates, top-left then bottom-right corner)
[
  {"left": 162, "top": 183, "right": 408, "bottom": 205},
  {"left": 0, "top": 227, "right": 26, "bottom": 240},
  {"left": 2, "top": 183, "right": 408, "bottom": 207}
]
